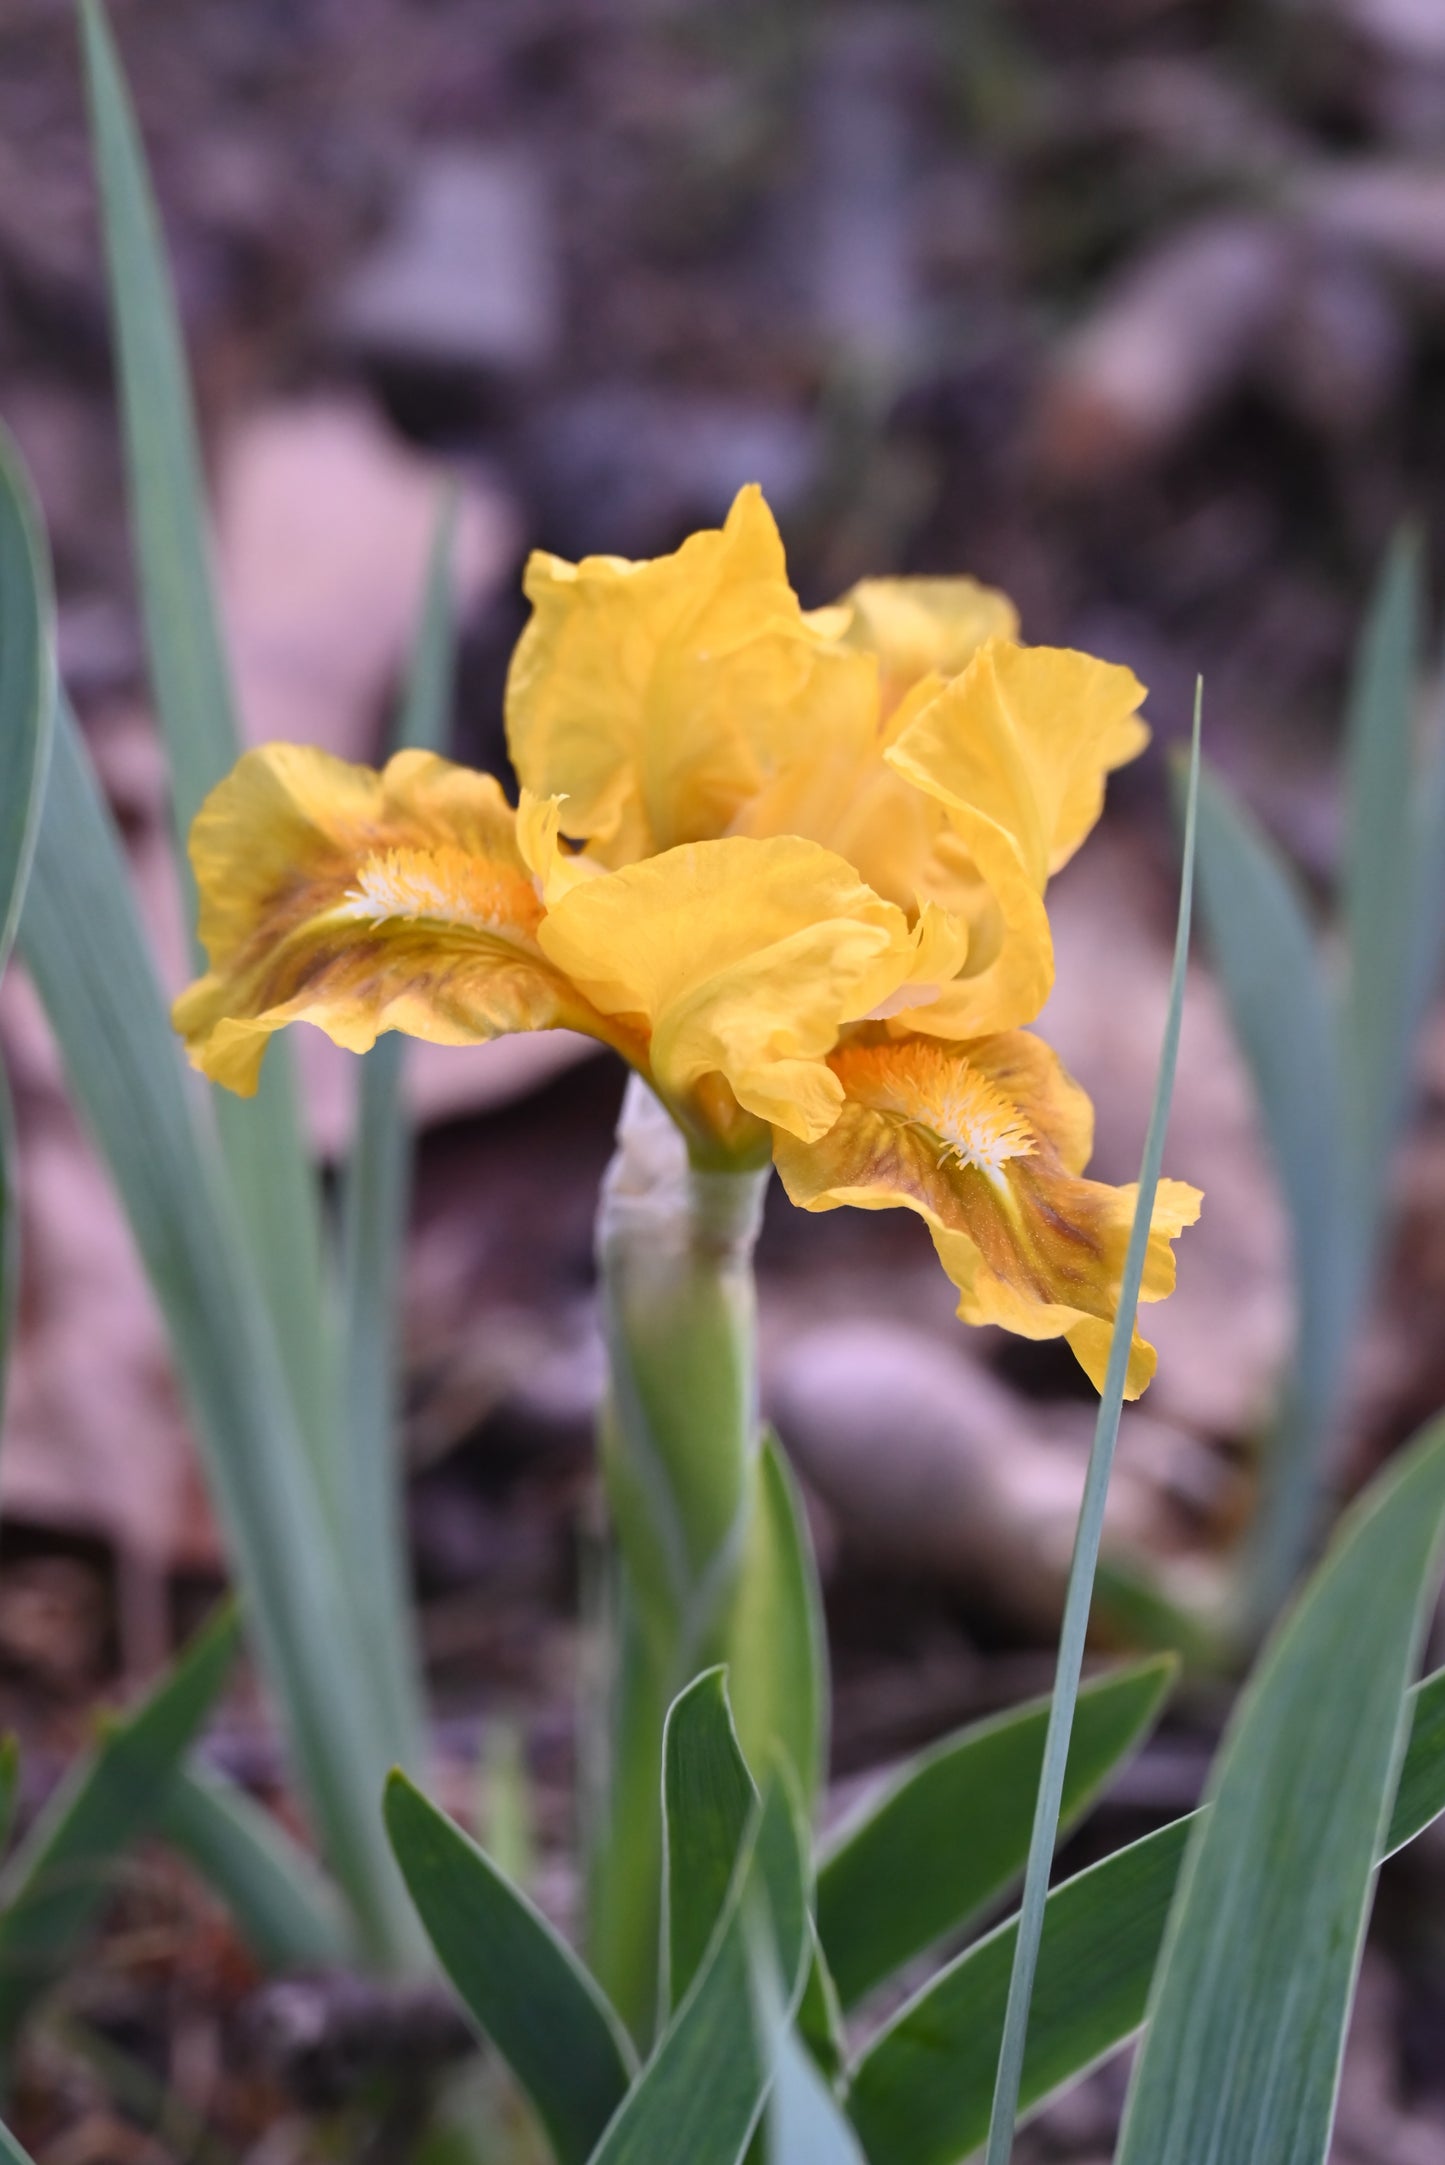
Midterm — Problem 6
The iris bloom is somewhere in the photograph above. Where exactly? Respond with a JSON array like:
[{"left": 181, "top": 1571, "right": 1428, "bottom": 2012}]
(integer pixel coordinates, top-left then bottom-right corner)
[{"left": 175, "top": 488, "right": 1198, "bottom": 1395}]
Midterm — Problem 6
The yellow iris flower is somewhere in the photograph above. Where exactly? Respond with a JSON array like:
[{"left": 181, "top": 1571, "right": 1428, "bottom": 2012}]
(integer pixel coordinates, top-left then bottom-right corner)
[{"left": 173, "top": 487, "right": 1198, "bottom": 1395}]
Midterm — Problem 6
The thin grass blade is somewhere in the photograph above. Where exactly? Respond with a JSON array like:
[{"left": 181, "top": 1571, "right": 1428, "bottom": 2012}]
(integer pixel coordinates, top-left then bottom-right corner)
[
  {"left": 817, "top": 1655, "right": 1172, "bottom": 2011},
  {"left": 0, "top": 1607, "right": 238, "bottom": 2046},
  {"left": 0, "top": 2120, "right": 31, "bottom": 2164},
  {"left": 336, "top": 498, "right": 457, "bottom": 1770},
  {"left": 78, "top": 0, "right": 331, "bottom": 1473},
  {"left": 1115, "top": 1419, "right": 1445, "bottom": 2165},
  {"left": 981, "top": 688, "right": 1200, "bottom": 2165},
  {"left": 16, "top": 698, "right": 413, "bottom": 1961},
  {"left": 385, "top": 1771, "right": 635, "bottom": 2165},
  {"left": 157, "top": 1764, "right": 353, "bottom": 1971}
]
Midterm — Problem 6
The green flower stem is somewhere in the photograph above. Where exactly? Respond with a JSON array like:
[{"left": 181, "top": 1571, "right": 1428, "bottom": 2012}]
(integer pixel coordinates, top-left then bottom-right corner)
[{"left": 587, "top": 1077, "right": 769, "bottom": 2038}]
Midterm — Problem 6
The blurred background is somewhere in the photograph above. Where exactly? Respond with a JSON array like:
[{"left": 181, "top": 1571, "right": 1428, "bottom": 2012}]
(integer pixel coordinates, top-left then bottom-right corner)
[{"left": 3, "top": 0, "right": 1445, "bottom": 2156}]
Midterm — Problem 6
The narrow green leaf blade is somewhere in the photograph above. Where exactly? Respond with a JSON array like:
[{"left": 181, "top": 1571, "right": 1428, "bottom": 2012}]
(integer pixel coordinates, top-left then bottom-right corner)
[
  {"left": 79, "top": 0, "right": 331, "bottom": 1474},
  {"left": 0, "top": 1607, "right": 238, "bottom": 2042},
  {"left": 0, "top": 1069, "right": 16, "bottom": 1441},
  {"left": 847, "top": 1813, "right": 1194, "bottom": 2165},
  {"left": 1386, "top": 1662, "right": 1445, "bottom": 1854},
  {"left": 16, "top": 699, "right": 412, "bottom": 1961},
  {"left": 588, "top": 1782, "right": 809, "bottom": 2165},
  {"left": 727, "top": 1431, "right": 828, "bottom": 1814},
  {"left": 0, "top": 427, "right": 53, "bottom": 978},
  {"left": 0, "top": 2119, "right": 33, "bottom": 2164},
  {"left": 157, "top": 1763, "right": 352, "bottom": 1971},
  {"left": 981, "top": 694, "right": 1200, "bottom": 2165},
  {"left": 385, "top": 1770, "right": 635, "bottom": 2165},
  {"left": 0, "top": 1740, "right": 19, "bottom": 1863},
  {"left": 336, "top": 500, "right": 457, "bottom": 1770},
  {"left": 664, "top": 1667, "right": 757, "bottom": 2013},
  {"left": 1342, "top": 529, "right": 1422, "bottom": 1206},
  {"left": 845, "top": 1651, "right": 1445, "bottom": 2165},
  {"left": 771, "top": 2026, "right": 868, "bottom": 2165},
  {"left": 1116, "top": 1418, "right": 1445, "bottom": 2165},
  {"left": 1192, "top": 760, "right": 1354, "bottom": 1627},
  {"left": 817, "top": 1655, "right": 1173, "bottom": 2010}
]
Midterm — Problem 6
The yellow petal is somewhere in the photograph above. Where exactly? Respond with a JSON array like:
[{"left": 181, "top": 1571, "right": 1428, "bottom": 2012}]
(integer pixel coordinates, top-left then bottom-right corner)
[
  {"left": 887, "top": 637, "right": 1148, "bottom": 885},
  {"left": 173, "top": 744, "right": 599, "bottom": 1095},
  {"left": 506, "top": 484, "right": 874, "bottom": 863},
  {"left": 773, "top": 1027, "right": 1199, "bottom": 1395},
  {"left": 831, "top": 575, "right": 1019, "bottom": 712},
  {"left": 537, "top": 835, "right": 922, "bottom": 1142}
]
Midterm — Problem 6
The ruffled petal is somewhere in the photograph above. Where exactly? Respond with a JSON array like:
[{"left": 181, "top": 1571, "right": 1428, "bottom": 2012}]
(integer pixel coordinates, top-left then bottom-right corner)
[
  {"left": 505, "top": 484, "right": 874, "bottom": 863},
  {"left": 174, "top": 745, "right": 599, "bottom": 1094},
  {"left": 536, "top": 835, "right": 926, "bottom": 1142},
  {"left": 830, "top": 574, "right": 1019, "bottom": 713},
  {"left": 887, "top": 638, "right": 1148, "bottom": 884},
  {"left": 773, "top": 1027, "right": 1199, "bottom": 1395}
]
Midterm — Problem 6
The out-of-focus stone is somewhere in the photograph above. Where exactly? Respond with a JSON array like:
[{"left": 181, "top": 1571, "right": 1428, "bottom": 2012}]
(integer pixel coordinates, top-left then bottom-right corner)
[
  {"left": 333, "top": 148, "right": 559, "bottom": 375},
  {"left": 766, "top": 1320, "right": 1217, "bottom": 1631},
  {"left": 524, "top": 385, "right": 818, "bottom": 562}
]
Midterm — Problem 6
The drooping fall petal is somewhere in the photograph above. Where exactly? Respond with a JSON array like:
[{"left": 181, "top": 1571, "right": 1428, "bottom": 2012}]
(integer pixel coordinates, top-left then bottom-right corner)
[
  {"left": 505, "top": 484, "right": 875, "bottom": 865},
  {"left": 772, "top": 1027, "right": 1199, "bottom": 1396},
  {"left": 536, "top": 835, "right": 954, "bottom": 1143},
  {"left": 173, "top": 744, "right": 602, "bottom": 1094}
]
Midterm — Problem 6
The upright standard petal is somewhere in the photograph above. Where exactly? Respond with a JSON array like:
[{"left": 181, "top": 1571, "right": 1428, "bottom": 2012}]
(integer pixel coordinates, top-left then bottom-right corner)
[
  {"left": 773, "top": 1027, "right": 1199, "bottom": 1395},
  {"left": 879, "top": 641, "right": 1148, "bottom": 1036},
  {"left": 536, "top": 835, "right": 929, "bottom": 1146},
  {"left": 829, "top": 574, "right": 1019, "bottom": 713},
  {"left": 506, "top": 484, "right": 874, "bottom": 864},
  {"left": 888, "top": 638, "right": 1148, "bottom": 884},
  {"left": 174, "top": 745, "right": 605, "bottom": 1094}
]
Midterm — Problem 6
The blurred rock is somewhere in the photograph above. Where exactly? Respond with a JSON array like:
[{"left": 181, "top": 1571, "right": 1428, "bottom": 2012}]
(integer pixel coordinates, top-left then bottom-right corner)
[
  {"left": 523, "top": 385, "right": 818, "bottom": 561},
  {"left": 1297, "top": 163, "right": 1445, "bottom": 293},
  {"left": 1043, "top": 833, "right": 1293, "bottom": 1441},
  {"left": 215, "top": 393, "right": 515, "bottom": 759},
  {"left": 332, "top": 147, "right": 559, "bottom": 375},
  {"left": 767, "top": 1320, "right": 1220, "bottom": 1631},
  {"left": 1034, "top": 214, "right": 1292, "bottom": 481}
]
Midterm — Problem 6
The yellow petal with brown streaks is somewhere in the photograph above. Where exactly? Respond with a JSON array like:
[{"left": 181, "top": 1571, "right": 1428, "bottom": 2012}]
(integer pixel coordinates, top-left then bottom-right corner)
[
  {"left": 173, "top": 744, "right": 603, "bottom": 1095},
  {"left": 773, "top": 1027, "right": 1199, "bottom": 1396}
]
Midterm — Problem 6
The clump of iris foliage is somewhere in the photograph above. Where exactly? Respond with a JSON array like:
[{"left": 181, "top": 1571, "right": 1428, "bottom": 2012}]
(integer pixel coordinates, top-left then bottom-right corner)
[{"left": 1, "top": 8, "right": 1445, "bottom": 2165}]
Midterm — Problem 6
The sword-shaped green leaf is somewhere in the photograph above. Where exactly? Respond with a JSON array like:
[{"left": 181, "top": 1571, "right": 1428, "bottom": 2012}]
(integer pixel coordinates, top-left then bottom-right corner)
[
  {"left": 1115, "top": 1417, "right": 1445, "bottom": 2165},
  {"left": 78, "top": 0, "right": 331, "bottom": 1476},
  {"left": 157, "top": 1763, "right": 352, "bottom": 1972},
  {"left": 587, "top": 1780, "right": 809, "bottom": 2165},
  {"left": 17, "top": 699, "right": 413, "bottom": 1962},
  {"left": 385, "top": 1770, "right": 635, "bottom": 2165},
  {"left": 663, "top": 1668, "right": 756, "bottom": 2013},
  {"left": 845, "top": 1642, "right": 1445, "bottom": 2165},
  {"left": 817, "top": 1655, "right": 1173, "bottom": 2011},
  {"left": 336, "top": 499, "right": 456, "bottom": 1771},
  {"left": 0, "top": 1607, "right": 238, "bottom": 2045}
]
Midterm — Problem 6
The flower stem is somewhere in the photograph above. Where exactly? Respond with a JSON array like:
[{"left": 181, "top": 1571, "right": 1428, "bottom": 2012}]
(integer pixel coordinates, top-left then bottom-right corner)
[{"left": 586, "top": 1076, "right": 769, "bottom": 2037}]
